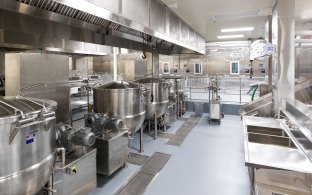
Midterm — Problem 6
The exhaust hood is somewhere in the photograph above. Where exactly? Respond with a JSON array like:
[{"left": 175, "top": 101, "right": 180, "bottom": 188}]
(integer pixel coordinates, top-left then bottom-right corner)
[{"left": 0, "top": 0, "right": 205, "bottom": 55}]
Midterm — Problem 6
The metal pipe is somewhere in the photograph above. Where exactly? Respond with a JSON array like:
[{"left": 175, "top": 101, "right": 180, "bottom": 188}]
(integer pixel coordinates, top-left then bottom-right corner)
[
  {"left": 56, "top": 147, "right": 65, "bottom": 167},
  {"left": 113, "top": 47, "right": 118, "bottom": 81},
  {"left": 268, "top": 15, "right": 273, "bottom": 92},
  {"left": 239, "top": 78, "right": 242, "bottom": 104},
  {"left": 154, "top": 113, "right": 157, "bottom": 140},
  {"left": 189, "top": 77, "right": 192, "bottom": 100},
  {"left": 140, "top": 125, "right": 144, "bottom": 153}
]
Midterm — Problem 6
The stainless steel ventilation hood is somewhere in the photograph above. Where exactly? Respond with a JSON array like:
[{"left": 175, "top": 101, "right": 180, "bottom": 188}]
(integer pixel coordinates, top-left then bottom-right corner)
[{"left": 0, "top": 0, "right": 205, "bottom": 55}]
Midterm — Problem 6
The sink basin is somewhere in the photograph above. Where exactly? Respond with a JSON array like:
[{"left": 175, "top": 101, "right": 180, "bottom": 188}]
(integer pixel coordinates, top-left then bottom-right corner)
[
  {"left": 247, "top": 125, "right": 288, "bottom": 137},
  {"left": 247, "top": 125, "right": 296, "bottom": 149}
]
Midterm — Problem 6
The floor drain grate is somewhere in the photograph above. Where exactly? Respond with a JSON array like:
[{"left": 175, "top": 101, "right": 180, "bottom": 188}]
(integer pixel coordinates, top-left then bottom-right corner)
[
  {"left": 128, "top": 153, "right": 150, "bottom": 166},
  {"left": 166, "top": 115, "right": 201, "bottom": 146},
  {"left": 116, "top": 152, "right": 171, "bottom": 195}
]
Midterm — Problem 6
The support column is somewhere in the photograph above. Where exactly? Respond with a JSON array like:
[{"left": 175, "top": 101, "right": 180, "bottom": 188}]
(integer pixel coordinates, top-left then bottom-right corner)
[
  {"left": 147, "top": 50, "right": 160, "bottom": 78},
  {"left": 276, "top": 0, "right": 295, "bottom": 103},
  {"left": 152, "top": 50, "right": 159, "bottom": 78}
]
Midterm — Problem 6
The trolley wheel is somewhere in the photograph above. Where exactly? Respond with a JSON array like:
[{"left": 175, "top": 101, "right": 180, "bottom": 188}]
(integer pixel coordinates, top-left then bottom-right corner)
[
  {"left": 121, "top": 163, "right": 127, "bottom": 168},
  {"left": 208, "top": 119, "right": 211, "bottom": 124}
]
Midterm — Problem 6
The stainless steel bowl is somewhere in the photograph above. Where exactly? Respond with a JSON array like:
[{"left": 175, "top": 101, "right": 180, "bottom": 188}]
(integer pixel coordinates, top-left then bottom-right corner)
[
  {"left": 135, "top": 78, "right": 171, "bottom": 119},
  {"left": 93, "top": 81, "right": 146, "bottom": 134},
  {"left": 0, "top": 96, "right": 56, "bottom": 195}
]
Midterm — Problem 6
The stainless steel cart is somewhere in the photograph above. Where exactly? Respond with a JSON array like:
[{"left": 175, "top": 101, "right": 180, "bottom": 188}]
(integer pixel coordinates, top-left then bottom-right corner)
[{"left": 207, "top": 77, "right": 222, "bottom": 125}]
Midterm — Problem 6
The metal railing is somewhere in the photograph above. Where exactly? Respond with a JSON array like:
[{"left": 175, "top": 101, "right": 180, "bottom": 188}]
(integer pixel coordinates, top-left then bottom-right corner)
[{"left": 185, "top": 75, "right": 266, "bottom": 104}]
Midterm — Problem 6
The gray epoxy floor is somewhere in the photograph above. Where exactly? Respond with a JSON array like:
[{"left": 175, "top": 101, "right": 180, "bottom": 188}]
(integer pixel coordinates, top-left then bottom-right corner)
[
  {"left": 144, "top": 114, "right": 250, "bottom": 195},
  {"left": 88, "top": 113, "right": 250, "bottom": 195}
]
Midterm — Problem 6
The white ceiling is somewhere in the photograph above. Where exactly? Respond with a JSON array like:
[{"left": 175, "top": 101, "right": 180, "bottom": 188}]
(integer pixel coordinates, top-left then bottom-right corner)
[{"left": 161, "top": 0, "right": 312, "bottom": 42}]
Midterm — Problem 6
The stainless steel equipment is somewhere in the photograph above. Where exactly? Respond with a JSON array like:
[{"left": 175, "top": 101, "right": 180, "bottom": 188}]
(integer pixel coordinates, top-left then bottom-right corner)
[
  {"left": 51, "top": 124, "right": 97, "bottom": 195},
  {"left": 135, "top": 78, "right": 171, "bottom": 120},
  {"left": 136, "top": 78, "right": 171, "bottom": 139},
  {"left": 0, "top": 96, "right": 56, "bottom": 195},
  {"left": 163, "top": 75, "right": 186, "bottom": 121},
  {"left": 243, "top": 98, "right": 312, "bottom": 195},
  {"left": 239, "top": 93, "right": 274, "bottom": 117},
  {"left": 56, "top": 124, "right": 95, "bottom": 152},
  {"left": 86, "top": 81, "right": 147, "bottom": 175},
  {"left": 0, "top": 0, "right": 205, "bottom": 55},
  {"left": 240, "top": 78, "right": 312, "bottom": 117},
  {"left": 93, "top": 130, "right": 128, "bottom": 175},
  {"left": 93, "top": 81, "right": 146, "bottom": 134},
  {"left": 207, "top": 77, "right": 222, "bottom": 124},
  {"left": 52, "top": 148, "right": 97, "bottom": 195},
  {"left": 85, "top": 112, "right": 131, "bottom": 176}
]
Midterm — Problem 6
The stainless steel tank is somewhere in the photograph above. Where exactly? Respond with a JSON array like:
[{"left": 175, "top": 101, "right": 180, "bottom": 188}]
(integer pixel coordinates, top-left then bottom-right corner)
[
  {"left": 93, "top": 81, "right": 146, "bottom": 134},
  {"left": 163, "top": 76, "right": 185, "bottom": 100},
  {"left": 0, "top": 96, "right": 56, "bottom": 195},
  {"left": 135, "top": 78, "right": 171, "bottom": 119}
]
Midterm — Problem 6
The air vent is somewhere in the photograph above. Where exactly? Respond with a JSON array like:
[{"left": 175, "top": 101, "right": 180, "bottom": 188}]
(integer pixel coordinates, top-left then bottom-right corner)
[{"left": 212, "top": 8, "right": 272, "bottom": 22}]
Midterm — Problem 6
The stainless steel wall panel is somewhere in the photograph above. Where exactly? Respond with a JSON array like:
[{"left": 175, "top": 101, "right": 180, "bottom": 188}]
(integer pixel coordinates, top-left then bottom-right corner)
[
  {"left": 168, "top": 10, "right": 180, "bottom": 40},
  {"left": 122, "top": 0, "right": 149, "bottom": 27},
  {"left": 296, "top": 47, "right": 312, "bottom": 76},
  {"left": 189, "top": 29, "right": 195, "bottom": 48},
  {"left": 86, "top": 0, "right": 120, "bottom": 15},
  {"left": 150, "top": 0, "right": 167, "bottom": 35},
  {"left": 5, "top": 53, "right": 70, "bottom": 123},
  {"left": 180, "top": 21, "right": 189, "bottom": 44}
]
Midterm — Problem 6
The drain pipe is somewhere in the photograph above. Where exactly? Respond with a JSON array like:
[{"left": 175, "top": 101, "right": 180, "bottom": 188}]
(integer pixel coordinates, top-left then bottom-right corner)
[{"left": 276, "top": 0, "right": 295, "bottom": 106}]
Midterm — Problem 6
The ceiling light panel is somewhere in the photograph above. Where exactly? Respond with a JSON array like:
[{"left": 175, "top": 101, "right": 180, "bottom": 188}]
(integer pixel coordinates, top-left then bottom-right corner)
[
  {"left": 217, "top": 35, "right": 244, "bottom": 39},
  {"left": 212, "top": 8, "right": 272, "bottom": 22},
  {"left": 221, "top": 27, "right": 254, "bottom": 32}
]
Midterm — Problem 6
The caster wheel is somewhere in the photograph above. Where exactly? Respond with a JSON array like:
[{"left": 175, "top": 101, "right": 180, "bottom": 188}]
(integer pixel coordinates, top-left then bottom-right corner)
[{"left": 218, "top": 121, "right": 221, "bottom": 125}]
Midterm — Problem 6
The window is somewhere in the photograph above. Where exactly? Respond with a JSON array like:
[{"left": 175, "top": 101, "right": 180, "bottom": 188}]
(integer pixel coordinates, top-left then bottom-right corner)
[
  {"left": 194, "top": 63, "right": 202, "bottom": 74},
  {"left": 163, "top": 62, "right": 170, "bottom": 74},
  {"left": 230, "top": 61, "right": 240, "bottom": 75}
]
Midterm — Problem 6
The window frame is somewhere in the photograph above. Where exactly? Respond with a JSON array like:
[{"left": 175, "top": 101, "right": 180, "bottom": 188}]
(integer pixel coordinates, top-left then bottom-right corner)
[
  {"left": 230, "top": 61, "right": 240, "bottom": 75},
  {"left": 162, "top": 62, "right": 170, "bottom": 74},
  {"left": 194, "top": 62, "right": 203, "bottom": 75}
]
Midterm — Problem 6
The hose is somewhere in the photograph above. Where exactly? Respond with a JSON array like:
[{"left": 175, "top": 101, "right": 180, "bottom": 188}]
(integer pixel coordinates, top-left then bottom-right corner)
[{"left": 251, "top": 85, "right": 258, "bottom": 101}]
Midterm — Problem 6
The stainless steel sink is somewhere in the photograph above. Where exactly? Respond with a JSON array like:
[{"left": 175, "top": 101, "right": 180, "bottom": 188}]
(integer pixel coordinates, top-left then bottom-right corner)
[
  {"left": 247, "top": 125, "right": 296, "bottom": 148},
  {"left": 247, "top": 125, "right": 288, "bottom": 137}
]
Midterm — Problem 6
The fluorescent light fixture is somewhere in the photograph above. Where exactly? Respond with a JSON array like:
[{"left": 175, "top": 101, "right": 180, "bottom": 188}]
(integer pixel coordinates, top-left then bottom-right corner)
[
  {"left": 221, "top": 27, "right": 254, "bottom": 32},
  {"left": 217, "top": 35, "right": 244, "bottom": 39}
]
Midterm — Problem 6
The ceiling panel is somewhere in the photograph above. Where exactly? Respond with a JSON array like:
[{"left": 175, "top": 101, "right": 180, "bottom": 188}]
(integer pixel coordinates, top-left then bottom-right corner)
[{"left": 162, "top": 0, "right": 312, "bottom": 41}]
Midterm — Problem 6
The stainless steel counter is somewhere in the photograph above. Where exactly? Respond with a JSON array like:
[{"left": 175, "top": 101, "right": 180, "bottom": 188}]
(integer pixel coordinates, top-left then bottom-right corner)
[{"left": 243, "top": 116, "right": 312, "bottom": 173}]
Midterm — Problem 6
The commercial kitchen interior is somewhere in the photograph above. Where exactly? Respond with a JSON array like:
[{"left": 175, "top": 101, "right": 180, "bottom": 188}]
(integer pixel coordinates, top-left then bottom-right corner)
[{"left": 1, "top": 0, "right": 312, "bottom": 195}]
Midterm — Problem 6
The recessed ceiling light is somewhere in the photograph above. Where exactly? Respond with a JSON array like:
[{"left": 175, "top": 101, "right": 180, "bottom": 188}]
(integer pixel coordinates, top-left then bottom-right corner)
[
  {"left": 217, "top": 35, "right": 244, "bottom": 39},
  {"left": 221, "top": 27, "right": 254, "bottom": 32}
]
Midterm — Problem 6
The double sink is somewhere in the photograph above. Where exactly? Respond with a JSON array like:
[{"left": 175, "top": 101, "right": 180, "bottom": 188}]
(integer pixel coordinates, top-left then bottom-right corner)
[
  {"left": 247, "top": 125, "right": 297, "bottom": 149},
  {"left": 247, "top": 123, "right": 312, "bottom": 150}
]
